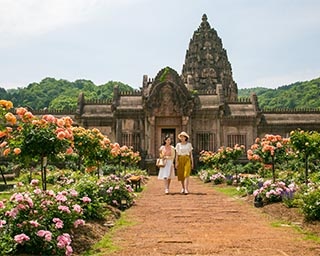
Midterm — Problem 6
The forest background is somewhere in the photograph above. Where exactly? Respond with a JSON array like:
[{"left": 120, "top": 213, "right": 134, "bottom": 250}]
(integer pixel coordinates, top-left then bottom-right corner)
[{"left": 0, "top": 77, "right": 319, "bottom": 111}]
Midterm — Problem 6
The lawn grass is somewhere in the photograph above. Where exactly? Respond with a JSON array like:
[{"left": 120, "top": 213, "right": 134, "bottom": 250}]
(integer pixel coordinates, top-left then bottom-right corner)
[
  {"left": 82, "top": 213, "right": 136, "bottom": 256},
  {"left": 212, "top": 184, "right": 242, "bottom": 197}
]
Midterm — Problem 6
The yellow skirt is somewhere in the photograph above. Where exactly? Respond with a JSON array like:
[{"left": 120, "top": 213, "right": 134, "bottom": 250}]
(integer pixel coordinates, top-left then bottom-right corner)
[{"left": 177, "top": 155, "right": 191, "bottom": 181}]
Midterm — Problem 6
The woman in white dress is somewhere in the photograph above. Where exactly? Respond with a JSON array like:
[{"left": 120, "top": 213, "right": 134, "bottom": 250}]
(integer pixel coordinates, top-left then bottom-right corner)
[{"left": 157, "top": 135, "right": 175, "bottom": 194}]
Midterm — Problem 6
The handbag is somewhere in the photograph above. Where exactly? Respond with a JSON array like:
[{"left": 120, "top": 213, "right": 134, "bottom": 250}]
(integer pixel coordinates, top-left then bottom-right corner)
[{"left": 156, "top": 158, "right": 166, "bottom": 167}]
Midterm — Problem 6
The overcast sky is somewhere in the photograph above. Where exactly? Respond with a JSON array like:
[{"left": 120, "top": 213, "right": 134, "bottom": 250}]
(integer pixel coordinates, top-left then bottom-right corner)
[{"left": 1, "top": 0, "right": 319, "bottom": 90}]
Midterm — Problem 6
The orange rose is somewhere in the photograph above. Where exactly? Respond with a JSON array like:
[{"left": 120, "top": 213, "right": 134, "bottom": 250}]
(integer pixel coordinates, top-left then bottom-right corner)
[
  {"left": 3, "top": 148, "right": 10, "bottom": 156},
  {"left": 5, "top": 112, "right": 17, "bottom": 125},
  {"left": 13, "top": 148, "right": 21, "bottom": 155}
]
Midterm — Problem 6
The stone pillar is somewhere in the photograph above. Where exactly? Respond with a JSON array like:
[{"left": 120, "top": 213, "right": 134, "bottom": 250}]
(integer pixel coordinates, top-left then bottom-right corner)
[{"left": 145, "top": 116, "right": 157, "bottom": 175}]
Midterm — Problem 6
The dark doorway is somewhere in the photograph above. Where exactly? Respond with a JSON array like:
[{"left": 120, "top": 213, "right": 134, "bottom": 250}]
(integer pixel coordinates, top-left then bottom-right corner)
[{"left": 161, "top": 129, "right": 176, "bottom": 146}]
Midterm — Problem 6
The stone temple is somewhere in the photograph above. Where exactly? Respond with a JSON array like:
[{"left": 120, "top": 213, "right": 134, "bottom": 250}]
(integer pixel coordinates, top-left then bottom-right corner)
[{"left": 72, "top": 14, "right": 320, "bottom": 171}]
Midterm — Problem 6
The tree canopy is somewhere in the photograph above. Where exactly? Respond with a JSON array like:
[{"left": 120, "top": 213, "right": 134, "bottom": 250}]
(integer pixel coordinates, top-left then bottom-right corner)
[
  {"left": 238, "top": 77, "right": 320, "bottom": 110},
  {"left": 1, "top": 76, "right": 320, "bottom": 111},
  {"left": 1, "top": 78, "right": 133, "bottom": 111}
]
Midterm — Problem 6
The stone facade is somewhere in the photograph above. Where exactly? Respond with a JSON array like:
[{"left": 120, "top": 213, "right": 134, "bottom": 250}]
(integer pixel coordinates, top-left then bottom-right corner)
[{"left": 72, "top": 14, "right": 320, "bottom": 171}]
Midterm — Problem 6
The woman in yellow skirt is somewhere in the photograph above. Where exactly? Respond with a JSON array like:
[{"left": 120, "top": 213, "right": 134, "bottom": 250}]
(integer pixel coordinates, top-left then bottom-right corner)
[{"left": 175, "top": 131, "right": 193, "bottom": 194}]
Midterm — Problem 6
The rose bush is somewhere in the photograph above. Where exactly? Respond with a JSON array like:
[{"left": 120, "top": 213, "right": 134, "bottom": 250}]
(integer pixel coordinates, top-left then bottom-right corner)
[
  {"left": 290, "top": 129, "right": 320, "bottom": 185},
  {"left": 0, "top": 179, "right": 85, "bottom": 255},
  {"left": 247, "top": 134, "right": 291, "bottom": 182}
]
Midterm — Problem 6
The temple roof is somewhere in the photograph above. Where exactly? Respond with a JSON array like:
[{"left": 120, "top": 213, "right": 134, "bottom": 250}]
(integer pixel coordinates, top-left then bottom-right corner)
[{"left": 181, "top": 14, "right": 238, "bottom": 101}]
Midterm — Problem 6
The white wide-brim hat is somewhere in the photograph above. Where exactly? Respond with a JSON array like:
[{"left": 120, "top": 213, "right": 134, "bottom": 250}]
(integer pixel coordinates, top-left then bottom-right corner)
[{"left": 178, "top": 131, "right": 189, "bottom": 140}]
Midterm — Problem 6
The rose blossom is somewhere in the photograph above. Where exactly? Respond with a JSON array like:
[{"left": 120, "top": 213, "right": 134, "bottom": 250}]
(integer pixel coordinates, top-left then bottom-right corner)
[
  {"left": 82, "top": 196, "right": 91, "bottom": 203},
  {"left": 30, "top": 179, "right": 39, "bottom": 186},
  {"left": 29, "top": 220, "right": 40, "bottom": 227},
  {"left": 37, "top": 230, "right": 53, "bottom": 242},
  {"left": 0, "top": 220, "right": 6, "bottom": 228},
  {"left": 74, "top": 219, "right": 85, "bottom": 228},
  {"left": 57, "top": 233, "right": 72, "bottom": 249},
  {"left": 14, "top": 233, "right": 30, "bottom": 244},
  {"left": 73, "top": 204, "right": 82, "bottom": 214},
  {"left": 58, "top": 205, "right": 71, "bottom": 214},
  {"left": 53, "top": 218, "right": 64, "bottom": 229}
]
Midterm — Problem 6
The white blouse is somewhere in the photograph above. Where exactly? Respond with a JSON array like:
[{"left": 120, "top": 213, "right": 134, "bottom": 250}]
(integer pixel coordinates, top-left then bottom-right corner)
[{"left": 175, "top": 142, "right": 193, "bottom": 156}]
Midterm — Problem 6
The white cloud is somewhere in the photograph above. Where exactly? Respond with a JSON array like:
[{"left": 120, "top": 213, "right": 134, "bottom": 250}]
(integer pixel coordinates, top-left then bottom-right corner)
[
  {"left": 0, "top": 0, "right": 141, "bottom": 47},
  {"left": 0, "top": 0, "right": 319, "bottom": 90}
]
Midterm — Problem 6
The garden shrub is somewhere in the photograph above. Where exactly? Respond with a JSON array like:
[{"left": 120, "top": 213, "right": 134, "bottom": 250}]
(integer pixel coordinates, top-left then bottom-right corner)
[
  {"left": 97, "top": 174, "right": 136, "bottom": 210},
  {"left": 0, "top": 180, "right": 85, "bottom": 256},
  {"left": 300, "top": 186, "right": 320, "bottom": 221},
  {"left": 72, "top": 174, "right": 106, "bottom": 220},
  {"left": 242, "top": 161, "right": 262, "bottom": 174},
  {"left": 198, "top": 168, "right": 217, "bottom": 183},
  {"left": 238, "top": 177, "right": 261, "bottom": 195},
  {"left": 102, "top": 164, "right": 118, "bottom": 175},
  {"left": 210, "top": 172, "right": 226, "bottom": 185},
  {"left": 253, "top": 180, "right": 298, "bottom": 205}
]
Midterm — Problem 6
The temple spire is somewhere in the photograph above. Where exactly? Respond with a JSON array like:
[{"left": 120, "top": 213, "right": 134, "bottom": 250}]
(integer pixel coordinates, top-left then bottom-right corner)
[
  {"left": 182, "top": 14, "right": 238, "bottom": 101},
  {"left": 202, "top": 14, "right": 207, "bottom": 22}
]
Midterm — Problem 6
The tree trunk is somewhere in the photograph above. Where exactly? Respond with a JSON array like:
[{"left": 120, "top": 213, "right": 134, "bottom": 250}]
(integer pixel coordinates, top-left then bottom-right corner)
[
  {"left": 271, "top": 155, "right": 275, "bottom": 183},
  {"left": 305, "top": 154, "right": 309, "bottom": 186}
]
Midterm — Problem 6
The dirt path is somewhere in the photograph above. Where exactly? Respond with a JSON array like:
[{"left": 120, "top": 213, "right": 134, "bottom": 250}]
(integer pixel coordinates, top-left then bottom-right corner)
[{"left": 104, "top": 176, "right": 319, "bottom": 256}]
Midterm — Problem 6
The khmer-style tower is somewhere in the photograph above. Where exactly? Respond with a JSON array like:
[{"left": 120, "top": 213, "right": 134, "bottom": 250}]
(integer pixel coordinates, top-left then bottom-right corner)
[{"left": 182, "top": 14, "right": 238, "bottom": 101}]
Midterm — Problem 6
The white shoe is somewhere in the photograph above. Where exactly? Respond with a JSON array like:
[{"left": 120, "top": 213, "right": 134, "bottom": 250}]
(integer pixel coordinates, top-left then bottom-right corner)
[
  {"left": 184, "top": 189, "right": 189, "bottom": 195},
  {"left": 165, "top": 189, "right": 169, "bottom": 194},
  {"left": 180, "top": 189, "right": 185, "bottom": 194}
]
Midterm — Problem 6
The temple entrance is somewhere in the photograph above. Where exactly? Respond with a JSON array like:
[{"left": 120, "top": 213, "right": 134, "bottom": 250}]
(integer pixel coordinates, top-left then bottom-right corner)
[{"left": 161, "top": 128, "right": 176, "bottom": 146}]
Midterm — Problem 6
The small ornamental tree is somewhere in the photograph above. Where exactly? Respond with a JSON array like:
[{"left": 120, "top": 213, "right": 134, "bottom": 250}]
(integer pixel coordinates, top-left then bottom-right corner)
[
  {"left": 0, "top": 100, "right": 15, "bottom": 185},
  {"left": 4, "top": 107, "right": 74, "bottom": 190},
  {"left": 72, "top": 127, "right": 111, "bottom": 176},
  {"left": 290, "top": 129, "right": 320, "bottom": 185},
  {"left": 118, "top": 145, "right": 141, "bottom": 167},
  {"left": 106, "top": 143, "right": 141, "bottom": 174},
  {"left": 247, "top": 134, "right": 291, "bottom": 182}
]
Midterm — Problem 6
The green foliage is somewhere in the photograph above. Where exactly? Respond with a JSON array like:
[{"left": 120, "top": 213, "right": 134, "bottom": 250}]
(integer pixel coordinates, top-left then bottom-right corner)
[
  {"left": 242, "top": 161, "right": 263, "bottom": 174},
  {"left": 238, "top": 87, "right": 270, "bottom": 98},
  {"left": 212, "top": 185, "right": 242, "bottom": 197},
  {"left": 238, "top": 77, "right": 320, "bottom": 109},
  {"left": 71, "top": 174, "right": 106, "bottom": 220},
  {"left": 49, "top": 95, "right": 77, "bottom": 111},
  {"left": 199, "top": 145, "right": 245, "bottom": 169},
  {"left": 72, "top": 127, "right": 111, "bottom": 171},
  {"left": 16, "top": 122, "right": 70, "bottom": 159},
  {"left": 238, "top": 177, "right": 261, "bottom": 195},
  {"left": 290, "top": 129, "right": 320, "bottom": 184},
  {"left": 1, "top": 77, "right": 320, "bottom": 110},
  {"left": 98, "top": 176, "right": 135, "bottom": 210},
  {"left": 290, "top": 130, "right": 320, "bottom": 158},
  {"left": 1, "top": 78, "right": 134, "bottom": 110},
  {"left": 0, "top": 231, "right": 16, "bottom": 256},
  {"left": 159, "top": 67, "right": 170, "bottom": 82},
  {"left": 0, "top": 181, "right": 85, "bottom": 256},
  {"left": 300, "top": 186, "right": 320, "bottom": 221}
]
